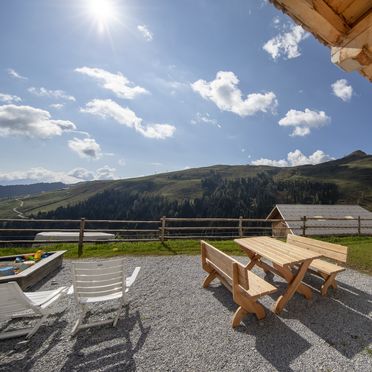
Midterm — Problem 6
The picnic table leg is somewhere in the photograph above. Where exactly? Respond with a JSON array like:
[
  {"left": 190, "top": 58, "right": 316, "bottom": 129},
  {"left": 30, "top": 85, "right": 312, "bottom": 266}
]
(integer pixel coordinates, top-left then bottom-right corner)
[
  {"left": 272, "top": 260, "right": 312, "bottom": 314},
  {"left": 244, "top": 253, "right": 262, "bottom": 271},
  {"left": 273, "top": 263, "right": 313, "bottom": 300},
  {"left": 320, "top": 272, "right": 338, "bottom": 296}
]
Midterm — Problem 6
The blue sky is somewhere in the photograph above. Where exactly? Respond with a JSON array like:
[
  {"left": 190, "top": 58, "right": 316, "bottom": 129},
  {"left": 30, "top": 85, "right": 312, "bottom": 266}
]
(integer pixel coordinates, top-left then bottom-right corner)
[{"left": 0, "top": 0, "right": 371, "bottom": 185}]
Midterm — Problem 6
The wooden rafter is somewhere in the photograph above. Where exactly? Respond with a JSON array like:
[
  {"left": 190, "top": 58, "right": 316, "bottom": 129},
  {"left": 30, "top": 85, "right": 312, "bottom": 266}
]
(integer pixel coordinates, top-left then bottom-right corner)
[{"left": 269, "top": 0, "right": 372, "bottom": 82}]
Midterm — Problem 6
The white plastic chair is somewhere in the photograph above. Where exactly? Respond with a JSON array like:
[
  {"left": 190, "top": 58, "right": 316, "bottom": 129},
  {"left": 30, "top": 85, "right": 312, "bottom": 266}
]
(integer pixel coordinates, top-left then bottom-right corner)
[
  {"left": 70, "top": 259, "right": 140, "bottom": 335},
  {"left": 0, "top": 282, "right": 66, "bottom": 340}
]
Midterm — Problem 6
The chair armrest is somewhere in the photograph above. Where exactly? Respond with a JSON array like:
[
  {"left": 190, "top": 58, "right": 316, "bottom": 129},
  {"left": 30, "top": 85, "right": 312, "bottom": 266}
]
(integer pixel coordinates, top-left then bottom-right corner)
[{"left": 126, "top": 267, "right": 141, "bottom": 288}]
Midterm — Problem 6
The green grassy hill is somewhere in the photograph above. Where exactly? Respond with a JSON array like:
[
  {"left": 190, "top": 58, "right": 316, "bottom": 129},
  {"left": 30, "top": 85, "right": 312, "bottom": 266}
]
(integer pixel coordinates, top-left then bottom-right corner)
[{"left": 1, "top": 150, "right": 371, "bottom": 218}]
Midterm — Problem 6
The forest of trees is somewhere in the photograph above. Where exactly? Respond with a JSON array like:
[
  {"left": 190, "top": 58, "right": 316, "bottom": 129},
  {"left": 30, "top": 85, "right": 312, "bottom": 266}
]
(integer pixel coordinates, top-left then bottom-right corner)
[{"left": 38, "top": 173, "right": 340, "bottom": 220}]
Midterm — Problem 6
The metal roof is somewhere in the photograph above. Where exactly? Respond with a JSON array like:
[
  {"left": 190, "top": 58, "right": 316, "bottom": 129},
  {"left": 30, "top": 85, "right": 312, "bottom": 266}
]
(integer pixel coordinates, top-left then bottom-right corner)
[{"left": 267, "top": 204, "right": 372, "bottom": 236}]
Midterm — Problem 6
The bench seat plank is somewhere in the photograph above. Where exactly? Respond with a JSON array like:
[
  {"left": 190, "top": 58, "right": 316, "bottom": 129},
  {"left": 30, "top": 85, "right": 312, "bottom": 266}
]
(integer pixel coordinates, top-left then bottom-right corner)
[
  {"left": 245, "top": 270, "right": 277, "bottom": 299},
  {"left": 309, "top": 259, "right": 345, "bottom": 275}
]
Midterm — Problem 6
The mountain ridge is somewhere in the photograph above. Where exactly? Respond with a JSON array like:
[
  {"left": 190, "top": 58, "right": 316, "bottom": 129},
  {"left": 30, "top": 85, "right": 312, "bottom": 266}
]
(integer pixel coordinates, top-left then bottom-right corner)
[{"left": 0, "top": 150, "right": 371, "bottom": 218}]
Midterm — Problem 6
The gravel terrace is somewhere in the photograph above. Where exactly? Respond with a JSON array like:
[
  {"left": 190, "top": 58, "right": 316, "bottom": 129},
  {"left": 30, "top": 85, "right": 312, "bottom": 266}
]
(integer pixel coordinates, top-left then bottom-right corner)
[{"left": 0, "top": 256, "right": 371, "bottom": 372}]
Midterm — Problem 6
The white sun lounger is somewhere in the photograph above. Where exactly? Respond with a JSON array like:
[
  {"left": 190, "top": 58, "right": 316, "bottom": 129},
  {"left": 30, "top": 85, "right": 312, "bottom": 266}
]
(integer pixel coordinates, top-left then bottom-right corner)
[
  {"left": 0, "top": 282, "right": 66, "bottom": 340},
  {"left": 70, "top": 259, "right": 140, "bottom": 335}
]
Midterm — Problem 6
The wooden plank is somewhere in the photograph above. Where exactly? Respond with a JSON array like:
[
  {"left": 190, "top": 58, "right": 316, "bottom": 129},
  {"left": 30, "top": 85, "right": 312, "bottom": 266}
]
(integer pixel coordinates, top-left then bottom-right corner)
[
  {"left": 309, "top": 258, "right": 345, "bottom": 274},
  {"left": 245, "top": 271, "right": 277, "bottom": 299},
  {"left": 287, "top": 234, "right": 347, "bottom": 254},
  {"left": 326, "top": 0, "right": 357, "bottom": 15},
  {"left": 235, "top": 238, "right": 294, "bottom": 266},
  {"left": 341, "top": 2, "right": 372, "bottom": 26},
  {"left": 246, "top": 238, "right": 314, "bottom": 263},
  {"left": 287, "top": 235, "right": 347, "bottom": 262},
  {"left": 331, "top": 11, "right": 372, "bottom": 69},
  {"left": 236, "top": 237, "right": 320, "bottom": 266},
  {"left": 204, "top": 243, "right": 235, "bottom": 279},
  {"left": 287, "top": 238, "right": 346, "bottom": 262},
  {"left": 270, "top": 0, "right": 349, "bottom": 44},
  {"left": 254, "top": 237, "right": 323, "bottom": 261}
]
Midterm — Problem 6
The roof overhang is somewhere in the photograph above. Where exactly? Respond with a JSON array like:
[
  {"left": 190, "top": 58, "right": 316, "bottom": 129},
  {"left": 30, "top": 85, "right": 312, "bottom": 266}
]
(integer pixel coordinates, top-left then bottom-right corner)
[{"left": 269, "top": 1, "right": 372, "bottom": 82}]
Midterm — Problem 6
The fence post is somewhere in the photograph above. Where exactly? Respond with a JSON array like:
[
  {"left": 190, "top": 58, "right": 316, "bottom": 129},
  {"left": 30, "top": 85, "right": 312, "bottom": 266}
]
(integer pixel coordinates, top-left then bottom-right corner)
[
  {"left": 160, "top": 216, "right": 166, "bottom": 242},
  {"left": 238, "top": 216, "right": 243, "bottom": 237},
  {"left": 78, "top": 217, "right": 85, "bottom": 257},
  {"left": 302, "top": 216, "right": 307, "bottom": 236},
  {"left": 358, "top": 216, "right": 361, "bottom": 236}
]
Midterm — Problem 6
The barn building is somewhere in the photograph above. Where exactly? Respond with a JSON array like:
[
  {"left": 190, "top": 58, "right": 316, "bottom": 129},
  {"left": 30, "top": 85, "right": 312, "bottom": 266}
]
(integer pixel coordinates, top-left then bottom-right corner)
[{"left": 266, "top": 204, "right": 372, "bottom": 237}]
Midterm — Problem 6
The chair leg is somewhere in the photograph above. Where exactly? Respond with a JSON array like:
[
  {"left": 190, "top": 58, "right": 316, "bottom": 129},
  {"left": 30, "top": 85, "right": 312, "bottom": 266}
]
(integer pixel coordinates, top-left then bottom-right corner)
[
  {"left": 113, "top": 299, "right": 125, "bottom": 327},
  {"left": 72, "top": 304, "right": 87, "bottom": 335},
  {"left": 26, "top": 313, "right": 48, "bottom": 339}
]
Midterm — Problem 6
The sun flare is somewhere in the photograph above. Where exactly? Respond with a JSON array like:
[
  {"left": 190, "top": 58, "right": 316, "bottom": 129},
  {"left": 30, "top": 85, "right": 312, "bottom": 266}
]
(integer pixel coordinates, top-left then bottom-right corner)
[{"left": 87, "top": 0, "right": 117, "bottom": 32}]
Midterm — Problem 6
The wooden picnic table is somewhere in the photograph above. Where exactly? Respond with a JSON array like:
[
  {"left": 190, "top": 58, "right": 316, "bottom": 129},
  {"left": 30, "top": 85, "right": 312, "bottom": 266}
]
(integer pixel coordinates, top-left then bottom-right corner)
[{"left": 234, "top": 236, "right": 322, "bottom": 314}]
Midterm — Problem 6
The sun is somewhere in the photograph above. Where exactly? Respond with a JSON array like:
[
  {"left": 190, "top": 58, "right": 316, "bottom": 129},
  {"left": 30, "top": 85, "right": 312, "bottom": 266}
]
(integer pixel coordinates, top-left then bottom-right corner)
[{"left": 87, "top": 0, "right": 117, "bottom": 33}]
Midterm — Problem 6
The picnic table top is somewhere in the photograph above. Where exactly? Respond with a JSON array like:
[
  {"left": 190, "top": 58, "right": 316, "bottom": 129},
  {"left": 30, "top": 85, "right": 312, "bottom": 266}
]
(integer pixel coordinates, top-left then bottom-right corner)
[{"left": 234, "top": 236, "right": 322, "bottom": 267}]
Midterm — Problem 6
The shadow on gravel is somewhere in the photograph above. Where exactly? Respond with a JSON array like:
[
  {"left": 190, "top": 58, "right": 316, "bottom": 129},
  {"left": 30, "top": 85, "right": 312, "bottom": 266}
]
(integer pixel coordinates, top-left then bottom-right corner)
[
  {"left": 208, "top": 285, "right": 311, "bottom": 372},
  {"left": 0, "top": 315, "right": 68, "bottom": 372},
  {"left": 60, "top": 305, "right": 150, "bottom": 372},
  {"left": 273, "top": 272, "right": 372, "bottom": 359},
  {"left": 304, "top": 273, "right": 372, "bottom": 316}
]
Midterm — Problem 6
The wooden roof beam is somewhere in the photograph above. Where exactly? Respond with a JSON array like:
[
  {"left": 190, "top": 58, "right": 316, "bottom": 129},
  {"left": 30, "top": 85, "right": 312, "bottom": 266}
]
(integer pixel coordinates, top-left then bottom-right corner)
[
  {"left": 270, "top": 0, "right": 350, "bottom": 45},
  {"left": 331, "top": 11, "right": 372, "bottom": 81}
]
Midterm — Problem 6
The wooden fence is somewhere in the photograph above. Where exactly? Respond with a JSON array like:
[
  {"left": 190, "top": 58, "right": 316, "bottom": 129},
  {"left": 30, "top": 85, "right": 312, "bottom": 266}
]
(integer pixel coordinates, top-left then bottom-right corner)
[{"left": 0, "top": 216, "right": 371, "bottom": 257}]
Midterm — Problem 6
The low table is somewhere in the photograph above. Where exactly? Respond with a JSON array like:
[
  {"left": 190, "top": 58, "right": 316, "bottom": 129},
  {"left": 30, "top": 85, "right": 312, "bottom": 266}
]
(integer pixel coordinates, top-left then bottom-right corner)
[{"left": 234, "top": 237, "right": 322, "bottom": 314}]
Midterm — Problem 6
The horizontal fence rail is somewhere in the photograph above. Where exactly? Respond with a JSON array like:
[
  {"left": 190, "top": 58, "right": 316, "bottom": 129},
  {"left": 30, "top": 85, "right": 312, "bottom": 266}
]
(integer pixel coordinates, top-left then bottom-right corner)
[{"left": 0, "top": 215, "right": 371, "bottom": 256}]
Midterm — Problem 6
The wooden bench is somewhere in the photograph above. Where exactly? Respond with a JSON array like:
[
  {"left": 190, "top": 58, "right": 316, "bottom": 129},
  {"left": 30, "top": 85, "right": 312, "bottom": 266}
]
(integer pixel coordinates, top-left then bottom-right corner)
[
  {"left": 201, "top": 241, "right": 277, "bottom": 327},
  {"left": 286, "top": 235, "right": 348, "bottom": 296}
]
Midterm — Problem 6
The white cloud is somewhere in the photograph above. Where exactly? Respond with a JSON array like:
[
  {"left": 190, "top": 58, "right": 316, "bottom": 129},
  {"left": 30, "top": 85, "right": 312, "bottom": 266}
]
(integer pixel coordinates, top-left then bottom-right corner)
[
  {"left": 96, "top": 165, "right": 116, "bottom": 180},
  {"left": 290, "top": 126, "right": 310, "bottom": 137},
  {"left": 68, "top": 137, "right": 102, "bottom": 159},
  {"left": 332, "top": 79, "right": 353, "bottom": 102},
  {"left": 0, "top": 104, "right": 76, "bottom": 138},
  {"left": 0, "top": 93, "right": 22, "bottom": 103},
  {"left": 191, "top": 112, "right": 221, "bottom": 128},
  {"left": 137, "top": 24, "right": 153, "bottom": 41},
  {"left": 50, "top": 103, "right": 64, "bottom": 110},
  {"left": 67, "top": 168, "right": 95, "bottom": 181},
  {"left": 28, "top": 87, "right": 76, "bottom": 102},
  {"left": 0, "top": 166, "right": 117, "bottom": 184},
  {"left": 81, "top": 99, "right": 176, "bottom": 139},
  {"left": 75, "top": 67, "right": 149, "bottom": 99},
  {"left": 7, "top": 68, "right": 27, "bottom": 80},
  {"left": 252, "top": 149, "right": 334, "bottom": 167},
  {"left": 263, "top": 25, "right": 309, "bottom": 60},
  {"left": 278, "top": 108, "right": 330, "bottom": 137},
  {"left": 118, "top": 158, "right": 126, "bottom": 166},
  {"left": 191, "top": 71, "right": 277, "bottom": 117}
]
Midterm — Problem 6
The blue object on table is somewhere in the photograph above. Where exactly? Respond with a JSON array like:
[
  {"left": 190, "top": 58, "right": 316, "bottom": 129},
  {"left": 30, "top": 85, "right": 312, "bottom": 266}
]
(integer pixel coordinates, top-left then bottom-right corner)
[
  {"left": 0, "top": 267, "right": 16, "bottom": 276},
  {"left": 15, "top": 256, "right": 24, "bottom": 263}
]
